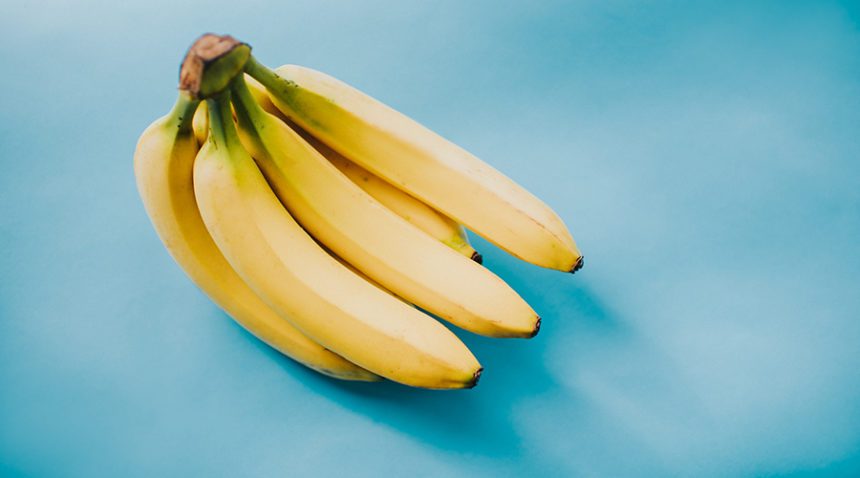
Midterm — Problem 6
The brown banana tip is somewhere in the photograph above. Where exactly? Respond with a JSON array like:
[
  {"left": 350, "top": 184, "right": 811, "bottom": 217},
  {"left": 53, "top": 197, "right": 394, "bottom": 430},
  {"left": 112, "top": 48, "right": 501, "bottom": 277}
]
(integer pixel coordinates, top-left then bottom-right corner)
[
  {"left": 179, "top": 33, "right": 248, "bottom": 97},
  {"left": 529, "top": 317, "right": 542, "bottom": 338},
  {"left": 467, "top": 368, "right": 484, "bottom": 389},
  {"left": 471, "top": 251, "right": 483, "bottom": 264},
  {"left": 569, "top": 256, "right": 584, "bottom": 274}
]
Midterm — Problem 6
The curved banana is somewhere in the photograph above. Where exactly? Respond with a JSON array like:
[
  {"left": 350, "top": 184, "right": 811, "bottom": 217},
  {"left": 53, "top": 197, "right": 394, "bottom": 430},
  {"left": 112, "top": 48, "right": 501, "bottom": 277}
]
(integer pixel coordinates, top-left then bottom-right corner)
[
  {"left": 231, "top": 76, "right": 539, "bottom": 338},
  {"left": 133, "top": 91, "right": 377, "bottom": 381},
  {"left": 244, "top": 75, "right": 479, "bottom": 261},
  {"left": 194, "top": 92, "right": 482, "bottom": 388},
  {"left": 245, "top": 58, "right": 583, "bottom": 273}
]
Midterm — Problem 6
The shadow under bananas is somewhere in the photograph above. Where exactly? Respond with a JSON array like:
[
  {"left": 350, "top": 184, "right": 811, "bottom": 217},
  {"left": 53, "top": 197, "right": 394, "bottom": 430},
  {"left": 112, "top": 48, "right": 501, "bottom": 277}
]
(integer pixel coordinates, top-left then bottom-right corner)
[{"left": 233, "top": 235, "right": 625, "bottom": 458}]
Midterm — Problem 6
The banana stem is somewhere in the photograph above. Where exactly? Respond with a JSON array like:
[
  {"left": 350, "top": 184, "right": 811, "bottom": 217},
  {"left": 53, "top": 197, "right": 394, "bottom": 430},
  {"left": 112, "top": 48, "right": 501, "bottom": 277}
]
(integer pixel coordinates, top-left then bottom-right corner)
[
  {"left": 205, "top": 90, "right": 242, "bottom": 151},
  {"left": 230, "top": 74, "right": 268, "bottom": 136},
  {"left": 243, "top": 55, "right": 292, "bottom": 102},
  {"left": 168, "top": 90, "right": 200, "bottom": 133}
]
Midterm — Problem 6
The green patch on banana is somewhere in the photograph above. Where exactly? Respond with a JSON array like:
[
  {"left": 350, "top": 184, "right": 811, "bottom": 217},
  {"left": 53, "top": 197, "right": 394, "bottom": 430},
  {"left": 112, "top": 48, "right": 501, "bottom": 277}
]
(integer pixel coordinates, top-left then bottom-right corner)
[{"left": 244, "top": 56, "right": 332, "bottom": 132}]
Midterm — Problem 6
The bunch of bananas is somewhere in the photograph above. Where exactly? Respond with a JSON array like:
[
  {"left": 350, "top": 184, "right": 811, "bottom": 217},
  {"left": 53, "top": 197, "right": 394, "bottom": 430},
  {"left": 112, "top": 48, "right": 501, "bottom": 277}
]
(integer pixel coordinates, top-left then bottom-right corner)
[{"left": 134, "top": 34, "right": 583, "bottom": 389}]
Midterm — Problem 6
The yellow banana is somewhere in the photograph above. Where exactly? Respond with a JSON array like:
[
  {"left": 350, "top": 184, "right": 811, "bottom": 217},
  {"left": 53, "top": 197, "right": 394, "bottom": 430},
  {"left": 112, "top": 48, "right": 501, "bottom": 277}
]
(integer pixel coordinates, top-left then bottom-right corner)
[
  {"left": 133, "top": 91, "right": 377, "bottom": 381},
  {"left": 231, "top": 75, "right": 539, "bottom": 338},
  {"left": 192, "top": 101, "right": 208, "bottom": 145},
  {"left": 246, "top": 59, "right": 582, "bottom": 272},
  {"left": 244, "top": 75, "right": 479, "bottom": 260},
  {"left": 193, "top": 91, "right": 482, "bottom": 388}
]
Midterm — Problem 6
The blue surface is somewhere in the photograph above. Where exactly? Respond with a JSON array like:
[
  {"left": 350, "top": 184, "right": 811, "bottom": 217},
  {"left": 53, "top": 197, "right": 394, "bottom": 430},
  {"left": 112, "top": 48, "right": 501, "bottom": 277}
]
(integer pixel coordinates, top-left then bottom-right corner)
[{"left": 2, "top": 1, "right": 859, "bottom": 476}]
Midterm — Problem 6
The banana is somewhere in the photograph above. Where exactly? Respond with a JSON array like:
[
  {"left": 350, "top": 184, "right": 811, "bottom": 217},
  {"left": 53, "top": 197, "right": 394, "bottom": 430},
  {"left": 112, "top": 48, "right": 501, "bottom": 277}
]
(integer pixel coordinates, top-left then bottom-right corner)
[
  {"left": 244, "top": 75, "right": 479, "bottom": 261},
  {"left": 193, "top": 91, "right": 482, "bottom": 388},
  {"left": 133, "top": 91, "right": 377, "bottom": 381},
  {"left": 245, "top": 58, "right": 583, "bottom": 273},
  {"left": 231, "top": 75, "right": 539, "bottom": 338},
  {"left": 192, "top": 101, "right": 208, "bottom": 145}
]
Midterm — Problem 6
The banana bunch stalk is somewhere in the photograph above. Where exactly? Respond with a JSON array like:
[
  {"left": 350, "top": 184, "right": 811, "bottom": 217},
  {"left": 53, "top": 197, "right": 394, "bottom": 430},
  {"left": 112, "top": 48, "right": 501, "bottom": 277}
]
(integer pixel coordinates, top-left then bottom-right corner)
[{"left": 133, "top": 34, "right": 583, "bottom": 389}]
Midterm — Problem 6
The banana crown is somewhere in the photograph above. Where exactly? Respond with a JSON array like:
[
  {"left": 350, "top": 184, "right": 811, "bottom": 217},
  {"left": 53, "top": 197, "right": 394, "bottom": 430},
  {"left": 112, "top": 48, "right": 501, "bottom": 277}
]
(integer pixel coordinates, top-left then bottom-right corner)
[{"left": 180, "top": 33, "right": 251, "bottom": 100}]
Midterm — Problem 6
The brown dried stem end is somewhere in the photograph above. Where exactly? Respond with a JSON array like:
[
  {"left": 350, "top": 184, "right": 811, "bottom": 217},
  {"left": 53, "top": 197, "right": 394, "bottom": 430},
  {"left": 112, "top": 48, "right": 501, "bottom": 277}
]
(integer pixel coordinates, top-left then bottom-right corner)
[
  {"left": 470, "top": 251, "right": 483, "bottom": 264},
  {"left": 466, "top": 368, "right": 484, "bottom": 389},
  {"left": 569, "top": 256, "right": 584, "bottom": 274},
  {"left": 529, "top": 317, "right": 541, "bottom": 338},
  {"left": 179, "top": 33, "right": 251, "bottom": 99}
]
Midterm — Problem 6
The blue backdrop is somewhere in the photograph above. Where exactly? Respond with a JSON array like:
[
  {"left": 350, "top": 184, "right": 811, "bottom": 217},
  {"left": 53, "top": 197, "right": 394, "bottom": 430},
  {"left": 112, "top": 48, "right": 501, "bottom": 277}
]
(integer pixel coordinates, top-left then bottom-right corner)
[{"left": 2, "top": 1, "right": 859, "bottom": 476}]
